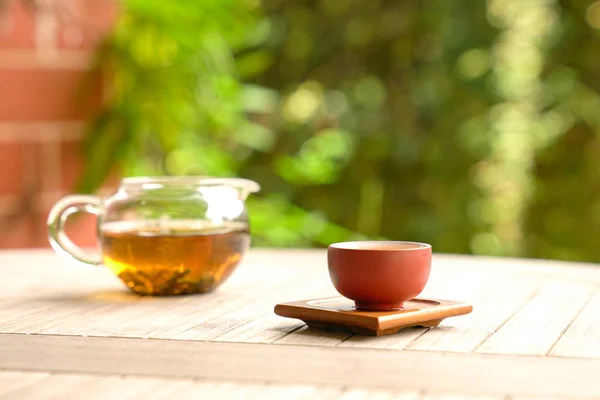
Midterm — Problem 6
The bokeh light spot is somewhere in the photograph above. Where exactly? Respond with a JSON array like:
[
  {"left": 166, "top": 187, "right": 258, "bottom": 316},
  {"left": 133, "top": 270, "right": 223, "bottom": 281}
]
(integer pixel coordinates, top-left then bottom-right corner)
[
  {"left": 470, "top": 232, "right": 502, "bottom": 255},
  {"left": 586, "top": 1, "right": 600, "bottom": 29},
  {"left": 353, "top": 76, "right": 386, "bottom": 108},
  {"left": 283, "top": 82, "right": 323, "bottom": 123},
  {"left": 457, "top": 49, "right": 489, "bottom": 79}
]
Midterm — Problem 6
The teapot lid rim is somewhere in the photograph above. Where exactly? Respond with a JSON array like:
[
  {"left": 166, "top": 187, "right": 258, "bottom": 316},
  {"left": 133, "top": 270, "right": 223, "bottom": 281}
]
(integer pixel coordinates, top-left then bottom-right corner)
[{"left": 121, "top": 176, "right": 260, "bottom": 193}]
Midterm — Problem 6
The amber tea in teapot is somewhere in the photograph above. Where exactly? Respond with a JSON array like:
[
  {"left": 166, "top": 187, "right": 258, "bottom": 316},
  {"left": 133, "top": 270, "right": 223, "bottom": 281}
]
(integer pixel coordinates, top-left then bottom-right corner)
[
  {"left": 101, "top": 220, "right": 250, "bottom": 295},
  {"left": 47, "top": 177, "right": 260, "bottom": 296}
]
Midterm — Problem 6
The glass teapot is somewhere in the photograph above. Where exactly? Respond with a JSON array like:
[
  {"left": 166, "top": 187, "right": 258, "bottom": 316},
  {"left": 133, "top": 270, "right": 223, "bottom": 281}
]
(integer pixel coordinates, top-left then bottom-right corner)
[{"left": 47, "top": 176, "right": 260, "bottom": 296}]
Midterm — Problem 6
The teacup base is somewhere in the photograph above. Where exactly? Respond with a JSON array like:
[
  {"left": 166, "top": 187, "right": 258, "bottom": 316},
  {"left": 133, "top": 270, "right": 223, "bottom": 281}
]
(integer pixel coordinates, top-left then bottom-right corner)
[{"left": 354, "top": 301, "right": 404, "bottom": 311}]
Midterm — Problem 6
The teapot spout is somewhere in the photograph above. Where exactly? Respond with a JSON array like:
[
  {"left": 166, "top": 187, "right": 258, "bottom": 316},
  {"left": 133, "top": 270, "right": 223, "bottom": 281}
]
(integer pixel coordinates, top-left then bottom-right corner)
[{"left": 232, "top": 178, "right": 260, "bottom": 200}]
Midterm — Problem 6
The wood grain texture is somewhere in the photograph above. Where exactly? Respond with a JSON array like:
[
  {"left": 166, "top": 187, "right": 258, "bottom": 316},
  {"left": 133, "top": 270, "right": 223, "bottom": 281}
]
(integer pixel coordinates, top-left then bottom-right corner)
[
  {"left": 149, "top": 274, "right": 335, "bottom": 342},
  {"left": 421, "top": 394, "right": 505, "bottom": 400},
  {"left": 0, "top": 371, "right": 343, "bottom": 400},
  {"left": 476, "top": 280, "right": 594, "bottom": 355},
  {"left": 1, "top": 249, "right": 600, "bottom": 398},
  {"left": 0, "top": 374, "right": 119, "bottom": 400},
  {"left": 1, "top": 334, "right": 600, "bottom": 398},
  {"left": 338, "top": 388, "right": 423, "bottom": 399},
  {"left": 208, "top": 279, "right": 338, "bottom": 343},
  {"left": 408, "top": 276, "right": 541, "bottom": 353},
  {"left": 274, "top": 323, "right": 353, "bottom": 346},
  {"left": 549, "top": 288, "right": 600, "bottom": 358},
  {"left": 158, "top": 381, "right": 266, "bottom": 400},
  {"left": 1, "top": 250, "right": 599, "bottom": 346},
  {"left": 0, "top": 250, "right": 599, "bottom": 353},
  {"left": 508, "top": 397, "right": 594, "bottom": 400},
  {"left": 0, "top": 371, "right": 51, "bottom": 397},
  {"left": 0, "top": 370, "right": 592, "bottom": 400},
  {"left": 212, "top": 312, "right": 305, "bottom": 343}
]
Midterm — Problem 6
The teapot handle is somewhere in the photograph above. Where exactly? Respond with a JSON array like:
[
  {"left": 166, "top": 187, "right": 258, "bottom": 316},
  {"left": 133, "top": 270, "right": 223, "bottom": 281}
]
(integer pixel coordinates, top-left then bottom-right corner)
[{"left": 47, "top": 195, "right": 103, "bottom": 266}]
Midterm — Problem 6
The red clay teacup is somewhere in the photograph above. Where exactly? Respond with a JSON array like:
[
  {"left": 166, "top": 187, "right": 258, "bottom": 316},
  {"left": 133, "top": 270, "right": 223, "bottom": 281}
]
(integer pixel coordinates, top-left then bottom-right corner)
[{"left": 327, "top": 241, "right": 432, "bottom": 311}]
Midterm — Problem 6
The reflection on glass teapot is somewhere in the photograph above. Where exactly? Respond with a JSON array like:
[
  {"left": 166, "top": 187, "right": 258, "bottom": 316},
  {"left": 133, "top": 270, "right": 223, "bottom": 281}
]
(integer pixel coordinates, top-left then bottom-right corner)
[{"left": 47, "top": 176, "right": 260, "bottom": 296}]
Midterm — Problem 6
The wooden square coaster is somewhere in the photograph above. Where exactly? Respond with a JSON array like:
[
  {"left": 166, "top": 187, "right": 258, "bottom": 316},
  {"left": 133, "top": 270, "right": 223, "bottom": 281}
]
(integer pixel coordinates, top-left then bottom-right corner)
[{"left": 274, "top": 296, "right": 473, "bottom": 336}]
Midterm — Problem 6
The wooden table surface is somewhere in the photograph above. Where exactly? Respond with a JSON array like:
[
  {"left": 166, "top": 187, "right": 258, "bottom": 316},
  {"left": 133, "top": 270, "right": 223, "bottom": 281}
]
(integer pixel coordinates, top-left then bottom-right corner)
[{"left": 0, "top": 249, "right": 599, "bottom": 399}]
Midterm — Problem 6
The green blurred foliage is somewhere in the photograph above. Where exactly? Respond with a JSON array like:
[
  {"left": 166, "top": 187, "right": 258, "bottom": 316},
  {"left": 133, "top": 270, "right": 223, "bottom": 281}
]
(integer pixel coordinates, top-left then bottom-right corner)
[{"left": 80, "top": 0, "right": 600, "bottom": 261}]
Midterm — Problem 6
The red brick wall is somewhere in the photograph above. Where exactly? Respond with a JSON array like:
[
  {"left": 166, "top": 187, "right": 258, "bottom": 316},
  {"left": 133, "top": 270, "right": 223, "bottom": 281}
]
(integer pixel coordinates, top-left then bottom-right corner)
[{"left": 0, "top": 0, "right": 117, "bottom": 248}]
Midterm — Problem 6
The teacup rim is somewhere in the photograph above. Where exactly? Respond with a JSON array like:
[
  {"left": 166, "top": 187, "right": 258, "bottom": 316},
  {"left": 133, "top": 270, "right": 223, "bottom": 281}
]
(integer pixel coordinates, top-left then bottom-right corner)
[{"left": 328, "top": 240, "right": 431, "bottom": 251}]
